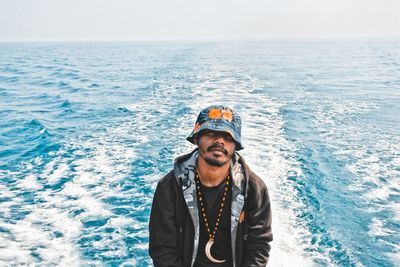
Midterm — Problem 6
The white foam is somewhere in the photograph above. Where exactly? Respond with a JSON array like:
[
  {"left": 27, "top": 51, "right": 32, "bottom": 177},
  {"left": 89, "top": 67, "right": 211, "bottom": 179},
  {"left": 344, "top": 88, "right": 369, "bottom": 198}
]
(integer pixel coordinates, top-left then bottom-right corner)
[
  {"left": 368, "top": 218, "right": 397, "bottom": 237},
  {"left": 0, "top": 183, "right": 15, "bottom": 199},
  {"left": 107, "top": 217, "right": 135, "bottom": 228},
  {"left": 364, "top": 184, "right": 392, "bottom": 201},
  {"left": 120, "top": 259, "right": 137, "bottom": 266},
  {"left": 0, "top": 219, "right": 82, "bottom": 266},
  {"left": 75, "top": 196, "right": 112, "bottom": 218},
  {"left": 17, "top": 174, "right": 42, "bottom": 190},
  {"left": 390, "top": 202, "right": 400, "bottom": 223},
  {"left": 61, "top": 182, "right": 87, "bottom": 197},
  {"left": 48, "top": 162, "right": 69, "bottom": 184},
  {"left": 0, "top": 183, "right": 22, "bottom": 218},
  {"left": 0, "top": 234, "right": 36, "bottom": 265},
  {"left": 385, "top": 242, "right": 400, "bottom": 265}
]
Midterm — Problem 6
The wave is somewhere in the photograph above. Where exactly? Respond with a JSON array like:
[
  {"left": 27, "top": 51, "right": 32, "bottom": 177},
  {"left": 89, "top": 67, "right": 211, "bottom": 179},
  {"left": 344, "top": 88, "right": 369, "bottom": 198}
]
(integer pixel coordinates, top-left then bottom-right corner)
[{"left": 0, "top": 118, "right": 58, "bottom": 168}]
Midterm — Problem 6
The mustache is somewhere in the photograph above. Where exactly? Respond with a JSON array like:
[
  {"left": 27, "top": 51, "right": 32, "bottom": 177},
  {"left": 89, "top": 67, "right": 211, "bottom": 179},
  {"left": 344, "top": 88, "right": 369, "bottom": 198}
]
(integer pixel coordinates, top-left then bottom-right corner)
[{"left": 207, "top": 144, "right": 228, "bottom": 155}]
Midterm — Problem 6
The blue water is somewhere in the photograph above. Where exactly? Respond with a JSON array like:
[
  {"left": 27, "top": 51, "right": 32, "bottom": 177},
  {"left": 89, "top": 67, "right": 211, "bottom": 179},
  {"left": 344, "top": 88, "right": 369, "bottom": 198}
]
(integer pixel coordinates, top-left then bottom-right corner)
[{"left": 0, "top": 40, "right": 399, "bottom": 266}]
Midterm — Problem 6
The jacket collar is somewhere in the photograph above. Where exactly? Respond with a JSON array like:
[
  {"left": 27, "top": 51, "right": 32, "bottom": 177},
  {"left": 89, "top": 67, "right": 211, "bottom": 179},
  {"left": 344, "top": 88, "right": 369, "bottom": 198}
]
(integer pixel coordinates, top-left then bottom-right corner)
[{"left": 173, "top": 148, "right": 247, "bottom": 194}]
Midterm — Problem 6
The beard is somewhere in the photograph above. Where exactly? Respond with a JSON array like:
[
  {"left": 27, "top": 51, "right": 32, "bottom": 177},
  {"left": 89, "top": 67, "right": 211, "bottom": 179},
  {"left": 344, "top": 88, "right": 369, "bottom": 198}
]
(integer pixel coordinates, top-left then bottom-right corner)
[
  {"left": 203, "top": 144, "right": 233, "bottom": 167},
  {"left": 204, "top": 156, "right": 229, "bottom": 167}
]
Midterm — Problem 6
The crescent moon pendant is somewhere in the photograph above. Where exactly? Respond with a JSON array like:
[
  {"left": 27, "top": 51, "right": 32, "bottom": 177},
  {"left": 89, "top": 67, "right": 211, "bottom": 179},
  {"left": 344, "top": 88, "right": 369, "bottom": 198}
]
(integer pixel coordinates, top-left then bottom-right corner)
[{"left": 205, "top": 239, "right": 226, "bottom": 263}]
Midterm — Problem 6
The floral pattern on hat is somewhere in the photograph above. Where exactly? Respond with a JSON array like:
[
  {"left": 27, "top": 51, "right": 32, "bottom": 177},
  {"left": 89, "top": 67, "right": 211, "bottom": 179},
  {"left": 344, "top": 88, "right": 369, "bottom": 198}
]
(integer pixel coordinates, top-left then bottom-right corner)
[
  {"left": 186, "top": 105, "right": 244, "bottom": 150},
  {"left": 207, "top": 108, "right": 233, "bottom": 122}
]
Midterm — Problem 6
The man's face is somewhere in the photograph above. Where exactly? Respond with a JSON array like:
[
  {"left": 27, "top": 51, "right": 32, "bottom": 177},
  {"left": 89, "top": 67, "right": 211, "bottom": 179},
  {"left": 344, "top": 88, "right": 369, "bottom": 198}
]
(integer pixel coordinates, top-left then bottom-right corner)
[{"left": 196, "top": 130, "right": 236, "bottom": 167}]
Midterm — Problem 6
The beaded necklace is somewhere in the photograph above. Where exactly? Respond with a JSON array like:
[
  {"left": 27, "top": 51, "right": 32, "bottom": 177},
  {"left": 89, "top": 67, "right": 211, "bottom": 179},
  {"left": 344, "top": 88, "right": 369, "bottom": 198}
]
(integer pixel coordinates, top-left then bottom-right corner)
[{"left": 195, "top": 168, "right": 230, "bottom": 263}]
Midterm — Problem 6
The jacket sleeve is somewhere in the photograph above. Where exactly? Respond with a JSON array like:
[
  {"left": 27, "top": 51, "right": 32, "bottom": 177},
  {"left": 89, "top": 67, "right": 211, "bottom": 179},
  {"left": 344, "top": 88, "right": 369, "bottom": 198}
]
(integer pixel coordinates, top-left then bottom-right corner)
[
  {"left": 242, "top": 175, "right": 273, "bottom": 267},
  {"left": 149, "top": 177, "right": 182, "bottom": 267}
]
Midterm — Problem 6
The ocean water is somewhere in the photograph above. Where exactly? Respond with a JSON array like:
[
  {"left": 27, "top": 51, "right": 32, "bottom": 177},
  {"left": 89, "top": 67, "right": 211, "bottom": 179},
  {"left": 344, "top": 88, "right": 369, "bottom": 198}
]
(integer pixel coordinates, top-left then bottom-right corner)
[{"left": 0, "top": 40, "right": 399, "bottom": 266}]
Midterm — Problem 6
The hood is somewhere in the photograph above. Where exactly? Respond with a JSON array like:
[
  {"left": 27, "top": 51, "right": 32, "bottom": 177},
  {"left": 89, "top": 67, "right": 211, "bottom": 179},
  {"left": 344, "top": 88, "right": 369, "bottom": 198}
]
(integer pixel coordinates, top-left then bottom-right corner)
[{"left": 173, "top": 148, "right": 247, "bottom": 193}]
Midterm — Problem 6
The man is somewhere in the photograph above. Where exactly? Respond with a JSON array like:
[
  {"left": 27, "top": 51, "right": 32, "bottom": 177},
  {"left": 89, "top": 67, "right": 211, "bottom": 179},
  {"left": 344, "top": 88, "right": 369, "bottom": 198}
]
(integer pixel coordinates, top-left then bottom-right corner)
[{"left": 149, "top": 105, "right": 273, "bottom": 267}]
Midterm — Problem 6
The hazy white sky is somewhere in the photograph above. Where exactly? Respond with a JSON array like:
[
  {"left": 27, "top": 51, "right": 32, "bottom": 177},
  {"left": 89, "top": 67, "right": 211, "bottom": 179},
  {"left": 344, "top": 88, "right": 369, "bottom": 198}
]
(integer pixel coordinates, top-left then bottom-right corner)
[{"left": 0, "top": 0, "right": 399, "bottom": 42}]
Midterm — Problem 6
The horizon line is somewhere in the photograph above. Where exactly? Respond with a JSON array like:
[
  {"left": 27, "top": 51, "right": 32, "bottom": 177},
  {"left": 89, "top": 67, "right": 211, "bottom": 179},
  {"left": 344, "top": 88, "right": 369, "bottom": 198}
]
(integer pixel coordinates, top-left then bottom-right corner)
[{"left": 1, "top": 36, "right": 400, "bottom": 44}]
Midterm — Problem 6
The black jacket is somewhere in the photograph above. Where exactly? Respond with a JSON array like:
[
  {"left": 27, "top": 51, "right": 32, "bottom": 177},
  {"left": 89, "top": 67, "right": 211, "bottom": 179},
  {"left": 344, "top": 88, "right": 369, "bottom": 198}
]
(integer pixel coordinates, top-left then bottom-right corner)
[{"left": 149, "top": 149, "right": 273, "bottom": 266}]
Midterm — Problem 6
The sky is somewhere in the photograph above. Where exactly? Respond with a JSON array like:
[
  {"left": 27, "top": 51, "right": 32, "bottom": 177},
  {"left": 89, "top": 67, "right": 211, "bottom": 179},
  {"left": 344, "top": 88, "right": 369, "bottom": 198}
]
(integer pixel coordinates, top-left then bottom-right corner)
[{"left": 0, "top": 0, "right": 399, "bottom": 42}]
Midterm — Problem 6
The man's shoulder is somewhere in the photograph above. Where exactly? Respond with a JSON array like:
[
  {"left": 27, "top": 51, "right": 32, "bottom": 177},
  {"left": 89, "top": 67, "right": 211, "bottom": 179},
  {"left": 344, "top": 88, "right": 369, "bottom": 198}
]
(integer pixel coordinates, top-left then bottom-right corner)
[
  {"left": 243, "top": 167, "right": 271, "bottom": 207},
  {"left": 154, "top": 170, "right": 181, "bottom": 198},
  {"left": 246, "top": 167, "right": 269, "bottom": 193},
  {"left": 158, "top": 169, "right": 176, "bottom": 185}
]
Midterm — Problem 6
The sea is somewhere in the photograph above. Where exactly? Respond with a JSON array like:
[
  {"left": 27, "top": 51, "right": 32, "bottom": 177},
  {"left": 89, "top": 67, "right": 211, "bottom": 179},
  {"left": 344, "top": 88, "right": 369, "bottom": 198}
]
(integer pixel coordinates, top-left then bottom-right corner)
[{"left": 0, "top": 40, "right": 399, "bottom": 267}]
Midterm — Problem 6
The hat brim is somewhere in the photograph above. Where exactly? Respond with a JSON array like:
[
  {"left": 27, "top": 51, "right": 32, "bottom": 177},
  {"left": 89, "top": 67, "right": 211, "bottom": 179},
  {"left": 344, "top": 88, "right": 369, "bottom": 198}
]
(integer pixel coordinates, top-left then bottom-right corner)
[{"left": 186, "top": 120, "right": 244, "bottom": 150}]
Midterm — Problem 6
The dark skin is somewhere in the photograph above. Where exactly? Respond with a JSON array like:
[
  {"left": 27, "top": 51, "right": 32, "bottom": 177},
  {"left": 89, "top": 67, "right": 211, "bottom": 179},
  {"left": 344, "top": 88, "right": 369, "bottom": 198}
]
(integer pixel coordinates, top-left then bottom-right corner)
[{"left": 194, "top": 130, "right": 237, "bottom": 187}]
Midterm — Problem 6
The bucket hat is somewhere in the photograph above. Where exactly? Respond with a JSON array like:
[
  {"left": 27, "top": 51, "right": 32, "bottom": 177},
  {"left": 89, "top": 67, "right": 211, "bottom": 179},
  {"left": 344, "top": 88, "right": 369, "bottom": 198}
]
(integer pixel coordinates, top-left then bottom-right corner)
[{"left": 186, "top": 105, "right": 244, "bottom": 150}]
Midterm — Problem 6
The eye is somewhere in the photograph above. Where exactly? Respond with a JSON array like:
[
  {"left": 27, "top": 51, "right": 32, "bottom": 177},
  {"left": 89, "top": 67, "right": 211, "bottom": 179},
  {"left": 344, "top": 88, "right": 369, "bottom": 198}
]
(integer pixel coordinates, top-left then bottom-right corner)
[
  {"left": 225, "top": 135, "right": 234, "bottom": 142},
  {"left": 208, "top": 132, "right": 218, "bottom": 137},
  {"left": 202, "top": 130, "right": 216, "bottom": 137}
]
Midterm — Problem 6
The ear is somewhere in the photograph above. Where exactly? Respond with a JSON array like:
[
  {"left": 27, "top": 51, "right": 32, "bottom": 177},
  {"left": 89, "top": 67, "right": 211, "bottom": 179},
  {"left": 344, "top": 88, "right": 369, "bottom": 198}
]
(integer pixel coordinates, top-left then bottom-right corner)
[{"left": 193, "top": 134, "right": 199, "bottom": 145}]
